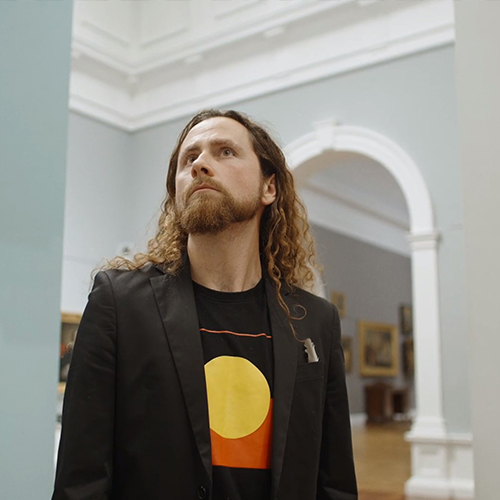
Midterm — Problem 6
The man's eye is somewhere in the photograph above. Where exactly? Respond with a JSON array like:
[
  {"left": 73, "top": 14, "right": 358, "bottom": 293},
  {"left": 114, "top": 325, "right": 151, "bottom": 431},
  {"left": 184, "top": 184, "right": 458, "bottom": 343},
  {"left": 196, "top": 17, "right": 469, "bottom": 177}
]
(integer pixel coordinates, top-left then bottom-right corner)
[
  {"left": 186, "top": 155, "right": 196, "bottom": 164},
  {"left": 221, "top": 148, "right": 234, "bottom": 157}
]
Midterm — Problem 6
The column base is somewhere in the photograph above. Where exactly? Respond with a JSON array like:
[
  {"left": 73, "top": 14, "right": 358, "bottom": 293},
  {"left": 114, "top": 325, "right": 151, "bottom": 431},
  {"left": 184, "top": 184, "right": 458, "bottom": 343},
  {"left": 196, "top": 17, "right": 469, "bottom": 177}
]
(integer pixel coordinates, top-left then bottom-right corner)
[{"left": 405, "top": 428, "right": 474, "bottom": 500}]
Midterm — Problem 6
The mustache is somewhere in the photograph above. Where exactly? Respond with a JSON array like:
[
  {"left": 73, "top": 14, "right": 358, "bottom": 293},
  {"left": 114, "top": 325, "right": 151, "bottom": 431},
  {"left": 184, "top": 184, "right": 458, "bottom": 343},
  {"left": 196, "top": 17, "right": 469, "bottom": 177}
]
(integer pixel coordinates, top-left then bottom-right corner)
[{"left": 185, "top": 178, "right": 226, "bottom": 199}]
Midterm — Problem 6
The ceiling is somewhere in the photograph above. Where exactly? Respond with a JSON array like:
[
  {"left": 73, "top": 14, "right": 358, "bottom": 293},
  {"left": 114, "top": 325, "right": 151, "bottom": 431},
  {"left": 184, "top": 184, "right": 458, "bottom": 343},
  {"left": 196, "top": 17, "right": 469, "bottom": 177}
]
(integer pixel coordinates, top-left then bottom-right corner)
[
  {"left": 70, "top": 0, "right": 454, "bottom": 130},
  {"left": 69, "top": 0, "right": 448, "bottom": 257}
]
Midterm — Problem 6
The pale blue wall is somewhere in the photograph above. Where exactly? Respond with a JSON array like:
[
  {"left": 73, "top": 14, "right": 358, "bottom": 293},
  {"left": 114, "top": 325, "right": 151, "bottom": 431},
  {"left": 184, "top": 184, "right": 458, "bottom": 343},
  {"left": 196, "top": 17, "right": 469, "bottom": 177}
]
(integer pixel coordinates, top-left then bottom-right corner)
[{"left": 0, "top": 2, "right": 73, "bottom": 498}]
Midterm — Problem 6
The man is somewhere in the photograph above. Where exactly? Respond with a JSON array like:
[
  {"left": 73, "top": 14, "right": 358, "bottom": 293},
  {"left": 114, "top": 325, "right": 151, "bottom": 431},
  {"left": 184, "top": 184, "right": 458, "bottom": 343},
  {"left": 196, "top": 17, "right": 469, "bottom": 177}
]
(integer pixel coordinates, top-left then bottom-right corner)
[{"left": 53, "top": 110, "right": 357, "bottom": 500}]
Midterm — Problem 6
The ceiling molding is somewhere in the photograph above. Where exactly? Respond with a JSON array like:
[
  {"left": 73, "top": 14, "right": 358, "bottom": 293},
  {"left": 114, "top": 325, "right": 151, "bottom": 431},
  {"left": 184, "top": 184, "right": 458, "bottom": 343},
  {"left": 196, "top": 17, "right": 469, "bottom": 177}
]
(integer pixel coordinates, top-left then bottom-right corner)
[
  {"left": 303, "top": 181, "right": 409, "bottom": 231},
  {"left": 69, "top": 0, "right": 455, "bottom": 131},
  {"left": 134, "top": 0, "right": 356, "bottom": 73},
  {"left": 301, "top": 187, "right": 411, "bottom": 257},
  {"left": 72, "top": 36, "right": 134, "bottom": 75},
  {"left": 214, "top": 0, "right": 263, "bottom": 20},
  {"left": 81, "top": 20, "right": 131, "bottom": 48}
]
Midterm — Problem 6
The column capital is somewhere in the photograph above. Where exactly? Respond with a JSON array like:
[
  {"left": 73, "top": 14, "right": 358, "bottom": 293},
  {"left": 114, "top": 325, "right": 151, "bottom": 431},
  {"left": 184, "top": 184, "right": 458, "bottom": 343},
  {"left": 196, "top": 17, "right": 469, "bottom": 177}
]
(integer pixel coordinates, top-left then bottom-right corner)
[{"left": 407, "top": 229, "right": 440, "bottom": 251}]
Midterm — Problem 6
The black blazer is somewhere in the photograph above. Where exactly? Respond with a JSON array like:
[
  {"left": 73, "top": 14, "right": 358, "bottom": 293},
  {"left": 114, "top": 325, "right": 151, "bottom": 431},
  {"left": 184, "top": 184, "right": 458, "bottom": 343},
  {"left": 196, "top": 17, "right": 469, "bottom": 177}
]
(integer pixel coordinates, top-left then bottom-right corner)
[{"left": 53, "top": 263, "right": 357, "bottom": 500}]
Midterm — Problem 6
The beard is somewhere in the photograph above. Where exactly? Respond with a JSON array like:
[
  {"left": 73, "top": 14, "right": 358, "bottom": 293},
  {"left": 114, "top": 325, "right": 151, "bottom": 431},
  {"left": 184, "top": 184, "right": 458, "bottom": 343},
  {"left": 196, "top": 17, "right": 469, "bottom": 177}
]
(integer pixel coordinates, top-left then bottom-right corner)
[{"left": 175, "top": 180, "right": 263, "bottom": 235}]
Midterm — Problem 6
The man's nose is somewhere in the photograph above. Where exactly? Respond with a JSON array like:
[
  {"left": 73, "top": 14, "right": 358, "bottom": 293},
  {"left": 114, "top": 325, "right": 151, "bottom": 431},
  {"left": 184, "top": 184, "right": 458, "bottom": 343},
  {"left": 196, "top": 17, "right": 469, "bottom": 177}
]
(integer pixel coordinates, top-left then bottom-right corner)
[{"left": 191, "top": 153, "right": 214, "bottom": 178}]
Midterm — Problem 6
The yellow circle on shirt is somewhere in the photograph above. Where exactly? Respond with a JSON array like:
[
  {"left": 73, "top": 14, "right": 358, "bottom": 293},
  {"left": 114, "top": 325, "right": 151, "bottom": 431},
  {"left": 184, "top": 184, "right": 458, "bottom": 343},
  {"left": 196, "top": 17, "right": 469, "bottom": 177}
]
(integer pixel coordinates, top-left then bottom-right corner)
[{"left": 205, "top": 356, "right": 270, "bottom": 439}]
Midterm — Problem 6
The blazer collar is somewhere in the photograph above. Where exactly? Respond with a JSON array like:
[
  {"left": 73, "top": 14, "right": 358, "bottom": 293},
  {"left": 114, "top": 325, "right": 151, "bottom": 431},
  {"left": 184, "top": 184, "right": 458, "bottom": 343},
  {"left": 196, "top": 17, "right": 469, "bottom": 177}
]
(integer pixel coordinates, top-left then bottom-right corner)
[
  {"left": 150, "top": 261, "right": 302, "bottom": 499},
  {"left": 264, "top": 275, "right": 300, "bottom": 500},
  {"left": 150, "top": 263, "right": 212, "bottom": 485}
]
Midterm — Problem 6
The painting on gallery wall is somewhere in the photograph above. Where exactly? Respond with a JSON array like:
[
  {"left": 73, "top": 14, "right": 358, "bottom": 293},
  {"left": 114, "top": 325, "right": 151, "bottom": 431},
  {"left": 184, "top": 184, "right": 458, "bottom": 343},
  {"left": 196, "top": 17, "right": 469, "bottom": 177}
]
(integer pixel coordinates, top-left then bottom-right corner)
[
  {"left": 341, "top": 336, "right": 353, "bottom": 373},
  {"left": 331, "top": 291, "right": 346, "bottom": 318},
  {"left": 358, "top": 321, "right": 399, "bottom": 377},
  {"left": 403, "top": 336, "right": 414, "bottom": 377},
  {"left": 399, "top": 304, "right": 413, "bottom": 335}
]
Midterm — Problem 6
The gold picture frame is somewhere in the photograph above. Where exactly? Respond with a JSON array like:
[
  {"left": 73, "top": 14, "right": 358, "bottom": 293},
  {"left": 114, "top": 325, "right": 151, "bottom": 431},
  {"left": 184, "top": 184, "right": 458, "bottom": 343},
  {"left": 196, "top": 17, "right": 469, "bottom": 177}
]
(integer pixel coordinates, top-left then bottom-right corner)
[
  {"left": 358, "top": 321, "right": 399, "bottom": 377},
  {"left": 330, "top": 291, "right": 346, "bottom": 318}
]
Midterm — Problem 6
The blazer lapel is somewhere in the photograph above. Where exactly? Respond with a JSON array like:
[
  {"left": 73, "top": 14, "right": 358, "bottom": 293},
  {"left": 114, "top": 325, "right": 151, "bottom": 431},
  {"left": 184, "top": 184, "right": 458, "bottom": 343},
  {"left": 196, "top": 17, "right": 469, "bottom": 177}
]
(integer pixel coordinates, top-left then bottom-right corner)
[
  {"left": 150, "top": 264, "right": 212, "bottom": 485},
  {"left": 266, "top": 278, "right": 300, "bottom": 500}
]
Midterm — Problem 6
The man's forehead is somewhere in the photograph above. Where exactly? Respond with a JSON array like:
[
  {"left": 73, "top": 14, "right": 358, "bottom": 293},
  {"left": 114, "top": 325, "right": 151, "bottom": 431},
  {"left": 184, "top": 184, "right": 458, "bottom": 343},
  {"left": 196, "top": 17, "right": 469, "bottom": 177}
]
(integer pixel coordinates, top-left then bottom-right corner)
[{"left": 180, "top": 117, "right": 252, "bottom": 149}]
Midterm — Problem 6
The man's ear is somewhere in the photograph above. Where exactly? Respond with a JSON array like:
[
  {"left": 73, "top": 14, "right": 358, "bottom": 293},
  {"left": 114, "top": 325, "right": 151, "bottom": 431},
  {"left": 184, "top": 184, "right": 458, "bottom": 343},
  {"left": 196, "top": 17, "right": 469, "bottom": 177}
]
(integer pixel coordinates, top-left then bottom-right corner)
[{"left": 261, "top": 174, "right": 277, "bottom": 206}]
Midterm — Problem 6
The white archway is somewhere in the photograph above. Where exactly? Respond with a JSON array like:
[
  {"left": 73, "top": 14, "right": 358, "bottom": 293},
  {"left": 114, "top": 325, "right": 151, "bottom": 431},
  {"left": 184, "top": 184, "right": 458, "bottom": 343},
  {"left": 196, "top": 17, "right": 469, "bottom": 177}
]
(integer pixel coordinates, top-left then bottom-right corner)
[{"left": 285, "top": 121, "right": 457, "bottom": 498}]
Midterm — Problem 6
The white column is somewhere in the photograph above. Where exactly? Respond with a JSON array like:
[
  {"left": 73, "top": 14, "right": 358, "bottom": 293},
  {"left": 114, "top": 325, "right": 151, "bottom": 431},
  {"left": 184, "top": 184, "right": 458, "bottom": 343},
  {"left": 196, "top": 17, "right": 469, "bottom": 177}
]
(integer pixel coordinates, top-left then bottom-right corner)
[
  {"left": 405, "top": 231, "right": 474, "bottom": 500},
  {"left": 407, "top": 230, "right": 446, "bottom": 438}
]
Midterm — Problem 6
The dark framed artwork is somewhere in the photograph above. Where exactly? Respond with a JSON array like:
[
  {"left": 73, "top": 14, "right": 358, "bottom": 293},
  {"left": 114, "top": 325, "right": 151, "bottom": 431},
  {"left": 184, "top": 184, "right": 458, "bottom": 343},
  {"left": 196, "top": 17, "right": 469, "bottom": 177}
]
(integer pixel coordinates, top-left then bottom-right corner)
[
  {"left": 331, "top": 291, "right": 346, "bottom": 318},
  {"left": 341, "top": 336, "right": 353, "bottom": 373},
  {"left": 358, "top": 321, "right": 399, "bottom": 377},
  {"left": 399, "top": 304, "right": 413, "bottom": 335},
  {"left": 403, "top": 336, "right": 414, "bottom": 377}
]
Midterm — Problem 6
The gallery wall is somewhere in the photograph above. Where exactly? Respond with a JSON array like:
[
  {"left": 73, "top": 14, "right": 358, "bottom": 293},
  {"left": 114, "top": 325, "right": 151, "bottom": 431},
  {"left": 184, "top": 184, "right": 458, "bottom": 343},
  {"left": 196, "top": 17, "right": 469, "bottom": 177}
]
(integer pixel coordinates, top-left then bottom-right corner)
[
  {"left": 61, "top": 113, "right": 133, "bottom": 313},
  {"left": 312, "top": 224, "right": 413, "bottom": 415}
]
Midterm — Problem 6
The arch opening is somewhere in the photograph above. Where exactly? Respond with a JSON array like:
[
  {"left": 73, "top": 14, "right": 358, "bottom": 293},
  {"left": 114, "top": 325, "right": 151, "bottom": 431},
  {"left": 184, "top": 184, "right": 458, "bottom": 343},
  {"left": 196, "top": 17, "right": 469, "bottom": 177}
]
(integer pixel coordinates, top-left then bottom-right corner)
[{"left": 285, "top": 122, "right": 446, "bottom": 496}]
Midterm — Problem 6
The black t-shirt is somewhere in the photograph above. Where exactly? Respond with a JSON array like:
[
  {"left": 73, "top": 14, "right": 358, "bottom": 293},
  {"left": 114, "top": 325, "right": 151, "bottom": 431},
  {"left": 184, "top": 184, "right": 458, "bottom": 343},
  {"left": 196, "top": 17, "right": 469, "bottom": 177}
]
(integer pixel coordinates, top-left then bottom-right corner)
[{"left": 193, "top": 279, "right": 274, "bottom": 500}]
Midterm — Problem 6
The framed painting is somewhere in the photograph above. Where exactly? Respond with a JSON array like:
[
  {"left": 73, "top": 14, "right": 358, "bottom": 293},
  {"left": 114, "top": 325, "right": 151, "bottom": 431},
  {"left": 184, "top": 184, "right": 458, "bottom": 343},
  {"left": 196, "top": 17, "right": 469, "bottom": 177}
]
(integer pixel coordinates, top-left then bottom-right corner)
[
  {"left": 358, "top": 321, "right": 399, "bottom": 377},
  {"left": 403, "top": 336, "right": 414, "bottom": 377},
  {"left": 399, "top": 304, "right": 413, "bottom": 335},
  {"left": 341, "top": 336, "right": 353, "bottom": 373},
  {"left": 331, "top": 291, "right": 346, "bottom": 318}
]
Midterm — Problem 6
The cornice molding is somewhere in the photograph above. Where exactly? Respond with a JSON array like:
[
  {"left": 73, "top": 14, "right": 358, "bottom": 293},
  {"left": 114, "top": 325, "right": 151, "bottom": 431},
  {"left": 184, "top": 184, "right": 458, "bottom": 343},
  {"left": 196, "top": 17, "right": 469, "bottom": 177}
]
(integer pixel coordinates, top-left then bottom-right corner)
[
  {"left": 69, "top": 0, "right": 455, "bottom": 131},
  {"left": 304, "top": 180, "right": 409, "bottom": 231},
  {"left": 302, "top": 185, "right": 411, "bottom": 257},
  {"left": 136, "top": 0, "right": 356, "bottom": 73}
]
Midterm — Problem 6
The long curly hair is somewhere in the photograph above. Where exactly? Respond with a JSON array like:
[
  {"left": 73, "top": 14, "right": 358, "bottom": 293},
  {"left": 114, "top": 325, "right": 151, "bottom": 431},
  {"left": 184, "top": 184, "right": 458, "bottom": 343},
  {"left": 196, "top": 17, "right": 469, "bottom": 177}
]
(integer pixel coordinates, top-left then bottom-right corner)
[{"left": 104, "top": 109, "right": 320, "bottom": 328}]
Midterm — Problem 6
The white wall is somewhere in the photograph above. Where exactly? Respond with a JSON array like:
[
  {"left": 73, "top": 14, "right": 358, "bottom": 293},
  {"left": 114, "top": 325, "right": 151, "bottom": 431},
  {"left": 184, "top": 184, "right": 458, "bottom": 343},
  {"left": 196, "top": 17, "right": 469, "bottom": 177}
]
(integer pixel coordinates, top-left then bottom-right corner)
[
  {"left": 62, "top": 113, "right": 133, "bottom": 312},
  {"left": 455, "top": 2, "right": 500, "bottom": 496}
]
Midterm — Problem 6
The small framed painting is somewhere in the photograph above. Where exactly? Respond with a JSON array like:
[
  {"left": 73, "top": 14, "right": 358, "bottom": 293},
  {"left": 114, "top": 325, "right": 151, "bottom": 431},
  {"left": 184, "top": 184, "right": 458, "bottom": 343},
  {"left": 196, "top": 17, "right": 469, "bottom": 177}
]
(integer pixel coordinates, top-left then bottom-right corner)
[
  {"left": 358, "top": 321, "right": 399, "bottom": 377},
  {"left": 399, "top": 304, "right": 413, "bottom": 335},
  {"left": 403, "top": 336, "right": 414, "bottom": 377},
  {"left": 331, "top": 291, "right": 346, "bottom": 318},
  {"left": 341, "top": 336, "right": 353, "bottom": 373}
]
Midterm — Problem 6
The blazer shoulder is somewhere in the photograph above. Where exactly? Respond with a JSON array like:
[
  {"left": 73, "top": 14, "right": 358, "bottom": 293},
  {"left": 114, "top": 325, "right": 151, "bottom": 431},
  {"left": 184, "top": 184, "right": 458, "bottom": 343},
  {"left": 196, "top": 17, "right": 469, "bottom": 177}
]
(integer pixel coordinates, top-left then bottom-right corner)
[{"left": 97, "top": 263, "right": 165, "bottom": 291}]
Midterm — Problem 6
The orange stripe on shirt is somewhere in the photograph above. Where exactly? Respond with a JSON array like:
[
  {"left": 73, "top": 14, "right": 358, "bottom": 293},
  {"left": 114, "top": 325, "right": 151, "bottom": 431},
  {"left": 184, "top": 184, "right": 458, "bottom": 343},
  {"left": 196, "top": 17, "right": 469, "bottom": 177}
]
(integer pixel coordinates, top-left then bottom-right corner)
[{"left": 200, "top": 328, "right": 272, "bottom": 339}]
